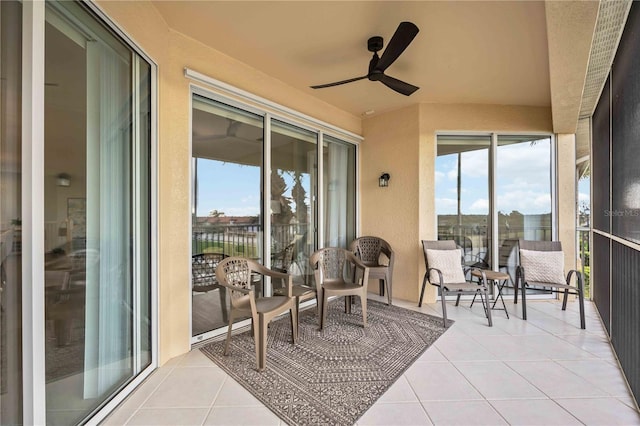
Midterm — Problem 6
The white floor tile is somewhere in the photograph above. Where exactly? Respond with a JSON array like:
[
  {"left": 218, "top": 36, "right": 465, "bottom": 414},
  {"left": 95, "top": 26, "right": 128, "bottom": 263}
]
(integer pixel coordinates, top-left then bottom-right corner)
[
  {"left": 204, "top": 406, "right": 280, "bottom": 425},
  {"left": 127, "top": 408, "right": 210, "bottom": 425},
  {"left": 489, "top": 399, "right": 582, "bottom": 425},
  {"left": 421, "top": 400, "right": 508, "bottom": 425},
  {"left": 357, "top": 402, "right": 433, "bottom": 425},
  {"left": 377, "top": 376, "right": 420, "bottom": 403},
  {"left": 434, "top": 334, "right": 498, "bottom": 362},
  {"left": 405, "top": 362, "right": 483, "bottom": 401},
  {"left": 506, "top": 360, "right": 609, "bottom": 398},
  {"left": 453, "top": 361, "right": 546, "bottom": 400},
  {"left": 555, "top": 397, "right": 640, "bottom": 425},
  {"left": 143, "top": 367, "right": 227, "bottom": 408},
  {"left": 556, "top": 359, "right": 632, "bottom": 397}
]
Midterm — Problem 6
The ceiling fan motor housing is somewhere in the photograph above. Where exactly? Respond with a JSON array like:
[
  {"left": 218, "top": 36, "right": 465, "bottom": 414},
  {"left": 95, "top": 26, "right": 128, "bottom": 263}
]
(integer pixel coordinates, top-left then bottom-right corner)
[{"left": 368, "top": 36, "right": 384, "bottom": 52}]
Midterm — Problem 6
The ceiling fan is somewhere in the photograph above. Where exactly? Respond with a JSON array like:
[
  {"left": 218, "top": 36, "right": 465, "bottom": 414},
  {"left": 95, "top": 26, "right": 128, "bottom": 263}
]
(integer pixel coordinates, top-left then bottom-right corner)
[
  {"left": 310, "top": 21, "right": 420, "bottom": 96},
  {"left": 210, "top": 119, "right": 242, "bottom": 139}
]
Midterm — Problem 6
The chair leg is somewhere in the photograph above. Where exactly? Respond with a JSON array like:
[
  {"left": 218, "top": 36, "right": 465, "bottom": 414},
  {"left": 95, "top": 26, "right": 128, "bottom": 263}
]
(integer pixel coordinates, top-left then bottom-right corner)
[
  {"left": 481, "top": 288, "right": 493, "bottom": 327},
  {"left": 387, "top": 274, "right": 393, "bottom": 306},
  {"left": 361, "top": 294, "right": 367, "bottom": 327},
  {"left": 521, "top": 280, "right": 527, "bottom": 320},
  {"left": 290, "top": 307, "right": 298, "bottom": 343},
  {"left": 219, "top": 287, "right": 228, "bottom": 323},
  {"left": 440, "top": 289, "right": 448, "bottom": 328},
  {"left": 455, "top": 293, "right": 461, "bottom": 307},
  {"left": 514, "top": 278, "right": 519, "bottom": 305},
  {"left": 379, "top": 279, "right": 385, "bottom": 297},
  {"left": 223, "top": 310, "right": 235, "bottom": 356},
  {"left": 561, "top": 289, "right": 569, "bottom": 310},
  {"left": 257, "top": 314, "right": 267, "bottom": 371},
  {"left": 418, "top": 273, "right": 428, "bottom": 307},
  {"left": 320, "top": 291, "right": 329, "bottom": 330},
  {"left": 577, "top": 279, "right": 586, "bottom": 329}
]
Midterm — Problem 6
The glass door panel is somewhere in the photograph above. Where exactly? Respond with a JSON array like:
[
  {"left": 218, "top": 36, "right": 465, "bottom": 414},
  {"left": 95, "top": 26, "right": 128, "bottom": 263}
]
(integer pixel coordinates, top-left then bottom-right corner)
[
  {"left": 323, "top": 135, "right": 356, "bottom": 248},
  {"left": 43, "top": 2, "right": 153, "bottom": 423},
  {"left": 270, "top": 120, "right": 317, "bottom": 285},
  {"left": 496, "top": 135, "right": 552, "bottom": 292},
  {"left": 191, "top": 96, "right": 263, "bottom": 338},
  {"left": 436, "top": 135, "right": 491, "bottom": 279},
  {"left": 0, "top": 1, "right": 23, "bottom": 423}
]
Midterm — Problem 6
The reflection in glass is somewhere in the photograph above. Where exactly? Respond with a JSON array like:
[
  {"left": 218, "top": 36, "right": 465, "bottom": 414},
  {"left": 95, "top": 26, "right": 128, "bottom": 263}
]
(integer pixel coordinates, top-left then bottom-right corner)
[
  {"left": 323, "top": 135, "right": 356, "bottom": 248},
  {"left": 270, "top": 120, "right": 317, "bottom": 284},
  {"left": 435, "top": 135, "right": 491, "bottom": 271},
  {"left": 44, "top": 2, "right": 152, "bottom": 423},
  {"left": 191, "top": 96, "right": 263, "bottom": 338},
  {"left": 0, "top": 1, "right": 23, "bottom": 423},
  {"left": 496, "top": 136, "right": 552, "bottom": 289}
]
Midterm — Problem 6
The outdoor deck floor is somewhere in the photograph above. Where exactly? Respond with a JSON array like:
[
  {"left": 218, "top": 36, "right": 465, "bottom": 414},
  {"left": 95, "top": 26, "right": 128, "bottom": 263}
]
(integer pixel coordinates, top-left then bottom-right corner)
[{"left": 104, "top": 295, "right": 640, "bottom": 425}]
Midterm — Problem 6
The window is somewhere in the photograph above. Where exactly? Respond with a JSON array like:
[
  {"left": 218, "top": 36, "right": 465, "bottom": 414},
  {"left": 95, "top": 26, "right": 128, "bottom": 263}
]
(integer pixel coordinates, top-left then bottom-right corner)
[
  {"left": 190, "top": 92, "right": 358, "bottom": 342},
  {"left": 436, "top": 134, "right": 555, "bottom": 296}
]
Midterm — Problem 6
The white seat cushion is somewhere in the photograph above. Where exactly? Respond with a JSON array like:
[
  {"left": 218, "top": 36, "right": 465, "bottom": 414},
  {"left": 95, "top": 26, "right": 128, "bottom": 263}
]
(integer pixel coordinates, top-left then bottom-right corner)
[
  {"left": 426, "top": 249, "right": 466, "bottom": 284},
  {"left": 519, "top": 249, "right": 566, "bottom": 284}
]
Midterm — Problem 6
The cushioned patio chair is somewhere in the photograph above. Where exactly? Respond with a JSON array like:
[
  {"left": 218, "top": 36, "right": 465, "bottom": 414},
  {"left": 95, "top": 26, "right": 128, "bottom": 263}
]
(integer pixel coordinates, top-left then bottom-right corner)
[
  {"left": 419, "top": 240, "right": 493, "bottom": 327},
  {"left": 310, "top": 247, "right": 370, "bottom": 330},
  {"left": 216, "top": 257, "right": 298, "bottom": 371},
  {"left": 192, "top": 253, "right": 228, "bottom": 322},
  {"left": 516, "top": 239, "right": 585, "bottom": 329},
  {"left": 350, "top": 236, "right": 394, "bottom": 305}
]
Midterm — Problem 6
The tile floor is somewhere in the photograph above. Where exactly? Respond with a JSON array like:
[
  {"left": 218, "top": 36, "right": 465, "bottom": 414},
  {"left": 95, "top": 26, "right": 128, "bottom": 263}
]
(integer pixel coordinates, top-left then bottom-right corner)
[{"left": 103, "top": 296, "right": 640, "bottom": 425}]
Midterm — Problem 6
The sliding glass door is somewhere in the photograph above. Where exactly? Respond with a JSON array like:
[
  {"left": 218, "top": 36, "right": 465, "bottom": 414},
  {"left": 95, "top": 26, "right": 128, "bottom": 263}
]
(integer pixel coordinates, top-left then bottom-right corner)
[
  {"left": 436, "top": 134, "right": 554, "bottom": 297},
  {"left": 270, "top": 120, "right": 317, "bottom": 284},
  {"left": 190, "top": 94, "right": 358, "bottom": 341},
  {"left": 191, "top": 96, "right": 264, "bottom": 338},
  {"left": 496, "top": 136, "right": 553, "bottom": 289},
  {"left": 43, "top": 2, "right": 153, "bottom": 423},
  {"left": 323, "top": 135, "right": 356, "bottom": 248},
  {"left": 436, "top": 136, "right": 491, "bottom": 271}
]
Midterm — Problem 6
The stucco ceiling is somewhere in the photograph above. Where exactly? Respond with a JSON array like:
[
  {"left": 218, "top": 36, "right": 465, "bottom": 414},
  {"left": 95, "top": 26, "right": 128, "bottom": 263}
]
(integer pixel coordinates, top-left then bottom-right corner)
[{"left": 150, "top": 1, "right": 603, "bottom": 133}]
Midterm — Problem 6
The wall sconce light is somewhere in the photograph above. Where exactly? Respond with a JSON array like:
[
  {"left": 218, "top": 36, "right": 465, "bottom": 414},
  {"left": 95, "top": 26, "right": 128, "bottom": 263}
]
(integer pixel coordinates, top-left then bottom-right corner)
[
  {"left": 57, "top": 173, "right": 71, "bottom": 187},
  {"left": 379, "top": 172, "right": 390, "bottom": 187}
]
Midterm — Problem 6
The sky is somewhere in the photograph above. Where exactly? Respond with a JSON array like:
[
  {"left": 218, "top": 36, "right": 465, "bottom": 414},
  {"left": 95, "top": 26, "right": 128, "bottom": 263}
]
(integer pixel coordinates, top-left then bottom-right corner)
[
  {"left": 196, "top": 159, "right": 261, "bottom": 217},
  {"left": 196, "top": 140, "right": 591, "bottom": 219},
  {"left": 196, "top": 159, "right": 310, "bottom": 217},
  {"left": 435, "top": 140, "right": 558, "bottom": 216}
]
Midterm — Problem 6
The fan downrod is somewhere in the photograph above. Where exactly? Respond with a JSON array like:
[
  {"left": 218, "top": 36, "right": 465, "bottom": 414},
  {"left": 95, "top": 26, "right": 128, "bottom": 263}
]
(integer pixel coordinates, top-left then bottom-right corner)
[{"left": 367, "top": 36, "right": 383, "bottom": 53}]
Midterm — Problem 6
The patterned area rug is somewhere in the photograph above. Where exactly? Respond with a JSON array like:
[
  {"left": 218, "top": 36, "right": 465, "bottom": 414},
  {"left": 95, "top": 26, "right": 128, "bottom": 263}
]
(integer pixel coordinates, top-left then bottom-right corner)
[{"left": 200, "top": 298, "right": 452, "bottom": 426}]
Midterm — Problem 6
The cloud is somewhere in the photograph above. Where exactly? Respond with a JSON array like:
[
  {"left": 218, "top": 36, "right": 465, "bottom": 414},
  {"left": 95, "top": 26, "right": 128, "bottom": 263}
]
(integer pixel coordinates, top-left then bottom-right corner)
[
  {"left": 497, "top": 190, "right": 551, "bottom": 214},
  {"left": 436, "top": 198, "right": 458, "bottom": 214},
  {"left": 469, "top": 198, "right": 489, "bottom": 212},
  {"left": 578, "top": 192, "right": 589, "bottom": 203}
]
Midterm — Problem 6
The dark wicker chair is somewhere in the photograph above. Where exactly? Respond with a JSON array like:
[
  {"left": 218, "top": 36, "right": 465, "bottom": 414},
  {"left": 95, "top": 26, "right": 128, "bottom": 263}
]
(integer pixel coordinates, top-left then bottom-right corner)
[
  {"left": 419, "top": 240, "right": 492, "bottom": 327},
  {"left": 516, "top": 239, "right": 585, "bottom": 329},
  {"left": 350, "top": 236, "right": 394, "bottom": 305},
  {"left": 192, "top": 253, "right": 228, "bottom": 322}
]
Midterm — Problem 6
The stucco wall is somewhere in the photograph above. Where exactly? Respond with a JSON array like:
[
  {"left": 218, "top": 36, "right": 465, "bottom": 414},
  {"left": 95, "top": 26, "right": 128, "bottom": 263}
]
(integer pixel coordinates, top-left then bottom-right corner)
[
  {"left": 360, "top": 105, "right": 421, "bottom": 302},
  {"left": 362, "top": 103, "right": 565, "bottom": 304}
]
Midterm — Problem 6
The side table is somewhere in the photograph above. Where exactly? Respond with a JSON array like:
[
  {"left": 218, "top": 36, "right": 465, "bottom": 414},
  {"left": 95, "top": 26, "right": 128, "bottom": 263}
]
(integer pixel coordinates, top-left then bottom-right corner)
[{"left": 470, "top": 269, "right": 510, "bottom": 318}]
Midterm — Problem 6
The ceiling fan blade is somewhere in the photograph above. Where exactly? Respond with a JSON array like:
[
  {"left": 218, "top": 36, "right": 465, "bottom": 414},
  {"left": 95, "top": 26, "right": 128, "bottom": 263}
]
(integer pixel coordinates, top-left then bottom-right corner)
[
  {"left": 310, "top": 75, "right": 367, "bottom": 89},
  {"left": 379, "top": 74, "right": 419, "bottom": 96},
  {"left": 375, "top": 22, "right": 419, "bottom": 72}
]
